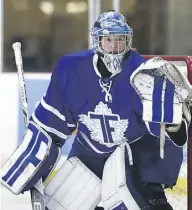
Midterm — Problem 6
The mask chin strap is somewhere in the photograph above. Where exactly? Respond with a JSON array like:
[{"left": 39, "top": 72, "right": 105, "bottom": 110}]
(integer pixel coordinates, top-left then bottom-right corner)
[{"left": 100, "top": 53, "right": 124, "bottom": 76}]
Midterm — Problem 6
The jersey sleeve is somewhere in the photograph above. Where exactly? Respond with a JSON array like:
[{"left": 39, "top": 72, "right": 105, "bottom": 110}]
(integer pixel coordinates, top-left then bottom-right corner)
[{"left": 31, "top": 57, "right": 77, "bottom": 146}]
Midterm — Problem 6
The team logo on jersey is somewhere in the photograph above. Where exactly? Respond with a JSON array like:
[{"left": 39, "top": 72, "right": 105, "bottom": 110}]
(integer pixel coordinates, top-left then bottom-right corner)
[{"left": 79, "top": 102, "right": 128, "bottom": 146}]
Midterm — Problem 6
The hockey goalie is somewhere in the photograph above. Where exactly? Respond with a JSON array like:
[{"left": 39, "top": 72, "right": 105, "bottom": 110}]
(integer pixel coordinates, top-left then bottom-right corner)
[{"left": 1, "top": 10, "right": 192, "bottom": 210}]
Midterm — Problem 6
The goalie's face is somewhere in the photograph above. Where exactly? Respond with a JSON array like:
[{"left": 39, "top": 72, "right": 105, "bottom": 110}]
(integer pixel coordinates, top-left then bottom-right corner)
[{"left": 100, "top": 35, "right": 128, "bottom": 54}]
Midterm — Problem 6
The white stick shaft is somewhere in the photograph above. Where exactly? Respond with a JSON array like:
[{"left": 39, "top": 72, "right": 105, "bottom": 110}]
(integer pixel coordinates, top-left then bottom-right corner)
[
  {"left": 12, "top": 42, "right": 29, "bottom": 127},
  {"left": 12, "top": 42, "right": 45, "bottom": 210},
  {"left": 160, "top": 123, "right": 166, "bottom": 159}
]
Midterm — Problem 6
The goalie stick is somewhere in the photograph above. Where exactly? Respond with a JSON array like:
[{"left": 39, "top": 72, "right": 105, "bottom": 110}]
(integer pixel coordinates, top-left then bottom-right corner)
[{"left": 12, "top": 42, "right": 45, "bottom": 210}]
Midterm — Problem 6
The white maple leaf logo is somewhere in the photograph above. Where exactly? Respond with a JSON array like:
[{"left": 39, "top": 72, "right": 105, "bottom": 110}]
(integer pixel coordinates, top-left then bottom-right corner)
[{"left": 79, "top": 102, "right": 128, "bottom": 147}]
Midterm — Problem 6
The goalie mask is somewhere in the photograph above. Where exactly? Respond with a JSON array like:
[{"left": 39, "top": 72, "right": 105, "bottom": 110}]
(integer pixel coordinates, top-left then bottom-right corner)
[{"left": 91, "top": 10, "right": 133, "bottom": 75}]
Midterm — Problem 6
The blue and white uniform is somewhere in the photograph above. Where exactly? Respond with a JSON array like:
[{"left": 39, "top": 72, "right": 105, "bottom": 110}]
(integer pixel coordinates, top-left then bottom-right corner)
[{"left": 32, "top": 49, "right": 184, "bottom": 185}]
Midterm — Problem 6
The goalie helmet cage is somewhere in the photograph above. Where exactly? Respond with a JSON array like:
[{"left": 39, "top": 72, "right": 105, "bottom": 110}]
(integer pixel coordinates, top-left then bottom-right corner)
[{"left": 143, "top": 55, "right": 191, "bottom": 210}]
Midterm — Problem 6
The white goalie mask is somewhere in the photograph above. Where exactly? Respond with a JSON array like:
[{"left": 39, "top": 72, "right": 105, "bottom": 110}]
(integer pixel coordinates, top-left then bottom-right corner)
[
  {"left": 91, "top": 10, "right": 133, "bottom": 75},
  {"left": 99, "top": 35, "right": 127, "bottom": 75}
]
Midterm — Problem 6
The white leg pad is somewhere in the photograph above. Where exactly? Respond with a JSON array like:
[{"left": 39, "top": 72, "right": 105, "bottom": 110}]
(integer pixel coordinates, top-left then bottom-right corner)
[
  {"left": 44, "top": 157, "right": 101, "bottom": 210},
  {"left": 102, "top": 143, "right": 140, "bottom": 210}
]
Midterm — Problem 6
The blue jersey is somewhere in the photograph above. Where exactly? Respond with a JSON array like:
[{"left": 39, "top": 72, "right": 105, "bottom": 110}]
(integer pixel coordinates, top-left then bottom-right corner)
[{"left": 32, "top": 50, "right": 169, "bottom": 153}]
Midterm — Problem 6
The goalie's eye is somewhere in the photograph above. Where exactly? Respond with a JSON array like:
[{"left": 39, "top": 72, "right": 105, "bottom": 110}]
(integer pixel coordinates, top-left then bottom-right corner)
[
  {"left": 106, "top": 36, "right": 112, "bottom": 42},
  {"left": 118, "top": 36, "right": 126, "bottom": 41},
  {"left": 101, "top": 35, "right": 126, "bottom": 42}
]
